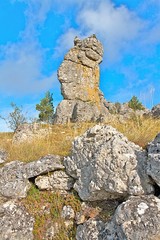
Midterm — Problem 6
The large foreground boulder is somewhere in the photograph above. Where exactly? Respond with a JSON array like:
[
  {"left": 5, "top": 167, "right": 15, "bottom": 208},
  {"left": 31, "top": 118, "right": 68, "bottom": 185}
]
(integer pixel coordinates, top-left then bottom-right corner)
[
  {"left": 64, "top": 125, "right": 153, "bottom": 201},
  {"left": 0, "top": 200, "right": 34, "bottom": 240},
  {"left": 0, "top": 155, "right": 64, "bottom": 199},
  {"left": 76, "top": 195, "right": 160, "bottom": 240},
  {"left": 102, "top": 195, "right": 160, "bottom": 240},
  {"left": 147, "top": 133, "right": 160, "bottom": 186}
]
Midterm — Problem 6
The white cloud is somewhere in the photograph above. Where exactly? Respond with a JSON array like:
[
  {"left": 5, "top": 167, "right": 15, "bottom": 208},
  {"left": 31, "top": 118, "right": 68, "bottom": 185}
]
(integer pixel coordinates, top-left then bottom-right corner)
[
  {"left": 77, "top": 1, "right": 145, "bottom": 61},
  {"left": 0, "top": 43, "right": 57, "bottom": 95}
]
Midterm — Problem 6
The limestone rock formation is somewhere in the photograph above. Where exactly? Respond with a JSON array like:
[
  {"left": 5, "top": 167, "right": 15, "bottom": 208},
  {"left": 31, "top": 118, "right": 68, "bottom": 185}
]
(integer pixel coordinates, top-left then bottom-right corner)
[
  {"left": 0, "top": 155, "right": 64, "bottom": 199},
  {"left": 147, "top": 133, "right": 160, "bottom": 187},
  {"left": 151, "top": 104, "right": 160, "bottom": 118},
  {"left": 76, "top": 195, "right": 160, "bottom": 240},
  {"left": 0, "top": 200, "right": 34, "bottom": 240},
  {"left": 12, "top": 123, "right": 52, "bottom": 144},
  {"left": 64, "top": 125, "right": 154, "bottom": 201},
  {"left": 35, "top": 170, "right": 74, "bottom": 191},
  {"left": 102, "top": 195, "right": 160, "bottom": 240},
  {"left": 54, "top": 35, "right": 109, "bottom": 124}
]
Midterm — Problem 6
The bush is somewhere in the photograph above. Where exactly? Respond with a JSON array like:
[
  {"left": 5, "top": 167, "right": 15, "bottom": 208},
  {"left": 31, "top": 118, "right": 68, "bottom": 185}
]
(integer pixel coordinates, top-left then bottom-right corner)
[{"left": 128, "top": 96, "right": 145, "bottom": 111}]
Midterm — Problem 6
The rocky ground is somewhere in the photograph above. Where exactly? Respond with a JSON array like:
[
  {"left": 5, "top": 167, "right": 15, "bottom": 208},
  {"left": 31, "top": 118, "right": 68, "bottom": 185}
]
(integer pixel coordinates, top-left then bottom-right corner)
[{"left": 0, "top": 124, "right": 160, "bottom": 240}]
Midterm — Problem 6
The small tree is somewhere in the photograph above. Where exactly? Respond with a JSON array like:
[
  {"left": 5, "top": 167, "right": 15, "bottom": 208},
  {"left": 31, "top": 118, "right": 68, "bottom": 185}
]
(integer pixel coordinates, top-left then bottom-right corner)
[
  {"left": 0, "top": 102, "right": 27, "bottom": 132},
  {"left": 128, "top": 96, "right": 145, "bottom": 111},
  {"left": 36, "top": 91, "right": 54, "bottom": 123}
]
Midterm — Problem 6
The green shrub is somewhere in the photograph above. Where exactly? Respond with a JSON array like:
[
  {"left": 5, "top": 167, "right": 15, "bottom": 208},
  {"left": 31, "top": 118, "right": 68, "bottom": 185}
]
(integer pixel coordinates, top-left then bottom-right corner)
[{"left": 128, "top": 96, "right": 145, "bottom": 111}]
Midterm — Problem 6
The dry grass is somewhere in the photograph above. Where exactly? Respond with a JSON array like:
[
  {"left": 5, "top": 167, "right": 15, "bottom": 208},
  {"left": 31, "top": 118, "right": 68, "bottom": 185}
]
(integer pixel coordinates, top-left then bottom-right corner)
[
  {"left": 111, "top": 115, "right": 160, "bottom": 148},
  {"left": 0, "top": 116, "right": 159, "bottom": 164}
]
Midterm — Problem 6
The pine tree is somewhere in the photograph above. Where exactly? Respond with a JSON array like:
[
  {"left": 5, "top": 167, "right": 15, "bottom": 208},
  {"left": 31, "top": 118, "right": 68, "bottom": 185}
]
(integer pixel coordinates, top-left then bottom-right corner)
[
  {"left": 128, "top": 96, "right": 145, "bottom": 111},
  {"left": 36, "top": 91, "right": 54, "bottom": 123}
]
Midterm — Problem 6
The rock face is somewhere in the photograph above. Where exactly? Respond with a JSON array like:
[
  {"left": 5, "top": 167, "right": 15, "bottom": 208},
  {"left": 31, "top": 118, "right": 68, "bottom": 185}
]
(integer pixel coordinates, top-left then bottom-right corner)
[
  {"left": 151, "top": 104, "right": 160, "bottom": 118},
  {"left": 0, "top": 200, "right": 34, "bottom": 240},
  {"left": 35, "top": 170, "right": 74, "bottom": 191},
  {"left": 0, "top": 155, "right": 64, "bottom": 199},
  {"left": 102, "top": 195, "right": 160, "bottom": 240},
  {"left": 147, "top": 133, "right": 160, "bottom": 187},
  {"left": 64, "top": 125, "right": 153, "bottom": 201},
  {"left": 12, "top": 123, "right": 52, "bottom": 144},
  {"left": 54, "top": 35, "right": 109, "bottom": 124}
]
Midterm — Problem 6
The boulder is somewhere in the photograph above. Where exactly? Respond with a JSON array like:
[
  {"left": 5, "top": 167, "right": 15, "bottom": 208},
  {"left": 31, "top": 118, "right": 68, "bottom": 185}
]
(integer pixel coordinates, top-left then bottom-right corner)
[
  {"left": 0, "top": 200, "right": 34, "bottom": 240},
  {"left": 35, "top": 170, "right": 74, "bottom": 191},
  {"left": 12, "top": 123, "right": 52, "bottom": 144},
  {"left": 54, "top": 35, "right": 109, "bottom": 124},
  {"left": 64, "top": 125, "right": 154, "bottom": 201},
  {"left": 0, "top": 155, "right": 64, "bottom": 199},
  {"left": 102, "top": 195, "right": 160, "bottom": 240},
  {"left": 147, "top": 133, "right": 160, "bottom": 186}
]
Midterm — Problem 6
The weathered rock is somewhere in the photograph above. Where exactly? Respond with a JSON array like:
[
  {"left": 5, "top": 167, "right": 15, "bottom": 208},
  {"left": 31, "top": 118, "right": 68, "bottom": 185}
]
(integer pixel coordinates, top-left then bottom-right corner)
[
  {"left": 0, "top": 200, "right": 34, "bottom": 240},
  {"left": 54, "top": 35, "right": 109, "bottom": 124},
  {"left": 35, "top": 170, "right": 74, "bottom": 191},
  {"left": 102, "top": 195, "right": 160, "bottom": 240},
  {"left": 23, "top": 155, "right": 64, "bottom": 179},
  {"left": 76, "top": 219, "right": 105, "bottom": 240},
  {"left": 0, "top": 155, "right": 64, "bottom": 199},
  {"left": 151, "top": 104, "right": 160, "bottom": 118},
  {"left": 0, "top": 149, "right": 8, "bottom": 164},
  {"left": 12, "top": 123, "right": 52, "bottom": 144},
  {"left": 64, "top": 125, "right": 154, "bottom": 201},
  {"left": 61, "top": 205, "right": 75, "bottom": 220},
  {"left": 147, "top": 133, "right": 160, "bottom": 187}
]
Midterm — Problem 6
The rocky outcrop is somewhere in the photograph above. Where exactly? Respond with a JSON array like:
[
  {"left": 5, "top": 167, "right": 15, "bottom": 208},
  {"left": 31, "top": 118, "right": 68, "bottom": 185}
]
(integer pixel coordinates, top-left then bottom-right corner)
[
  {"left": 54, "top": 35, "right": 109, "bottom": 124},
  {"left": 147, "top": 133, "right": 160, "bottom": 187},
  {"left": 0, "top": 200, "right": 34, "bottom": 240},
  {"left": 102, "top": 195, "right": 160, "bottom": 240},
  {"left": 64, "top": 125, "right": 154, "bottom": 201},
  {"left": 0, "top": 155, "right": 64, "bottom": 199},
  {"left": 76, "top": 195, "right": 160, "bottom": 240},
  {"left": 35, "top": 170, "right": 74, "bottom": 191},
  {"left": 12, "top": 123, "right": 52, "bottom": 144},
  {"left": 151, "top": 104, "right": 160, "bottom": 118}
]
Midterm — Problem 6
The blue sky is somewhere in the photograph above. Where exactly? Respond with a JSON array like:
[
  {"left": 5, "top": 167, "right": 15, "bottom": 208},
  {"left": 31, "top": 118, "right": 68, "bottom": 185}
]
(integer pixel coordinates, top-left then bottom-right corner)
[{"left": 0, "top": 0, "right": 160, "bottom": 131}]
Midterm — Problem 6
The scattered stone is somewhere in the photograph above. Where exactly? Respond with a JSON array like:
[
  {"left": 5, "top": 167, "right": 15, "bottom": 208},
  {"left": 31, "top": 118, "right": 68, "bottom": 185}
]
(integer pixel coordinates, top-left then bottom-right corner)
[
  {"left": 147, "top": 133, "right": 160, "bottom": 187},
  {"left": 54, "top": 35, "right": 109, "bottom": 124},
  {"left": 44, "top": 222, "right": 59, "bottom": 240},
  {"left": 102, "top": 195, "right": 160, "bottom": 240},
  {"left": 12, "top": 123, "right": 52, "bottom": 144},
  {"left": 0, "top": 155, "right": 64, "bottom": 199},
  {"left": 0, "top": 200, "right": 34, "bottom": 240},
  {"left": 76, "top": 219, "right": 105, "bottom": 240},
  {"left": 61, "top": 205, "right": 75, "bottom": 220},
  {"left": 0, "top": 149, "right": 8, "bottom": 164},
  {"left": 35, "top": 170, "right": 74, "bottom": 191},
  {"left": 64, "top": 125, "right": 154, "bottom": 201}
]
